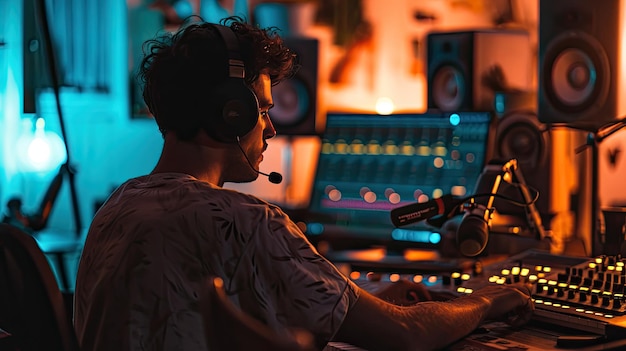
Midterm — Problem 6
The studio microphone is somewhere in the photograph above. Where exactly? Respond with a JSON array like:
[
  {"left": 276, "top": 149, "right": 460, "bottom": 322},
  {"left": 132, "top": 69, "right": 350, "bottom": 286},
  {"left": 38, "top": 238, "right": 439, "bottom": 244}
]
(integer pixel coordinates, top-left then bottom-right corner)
[
  {"left": 390, "top": 194, "right": 462, "bottom": 227},
  {"left": 456, "top": 201, "right": 492, "bottom": 257},
  {"left": 455, "top": 160, "right": 507, "bottom": 257},
  {"left": 236, "top": 137, "right": 283, "bottom": 184}
]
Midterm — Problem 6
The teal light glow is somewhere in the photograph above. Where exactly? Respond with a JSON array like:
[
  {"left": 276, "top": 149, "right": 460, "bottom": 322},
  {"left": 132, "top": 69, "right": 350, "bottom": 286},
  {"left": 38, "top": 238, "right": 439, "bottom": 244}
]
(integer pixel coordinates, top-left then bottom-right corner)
[
  {"left": 429, "top": 232, "right": 441, "bottom": 244},
  {"left": 16, "top": 118, "right": 67, "bottom": 173},
  {"left": 494, "top": 94, "right": 505, "bottom": 115},
  {"left": 307, "top": 222, "right": 325, "bottom": 235},
  {"left": 449, "top": 113, "right": 461, "bottom": 126},
  {"left": 391, "top": 228, "right": 441, "bottom": 244}
]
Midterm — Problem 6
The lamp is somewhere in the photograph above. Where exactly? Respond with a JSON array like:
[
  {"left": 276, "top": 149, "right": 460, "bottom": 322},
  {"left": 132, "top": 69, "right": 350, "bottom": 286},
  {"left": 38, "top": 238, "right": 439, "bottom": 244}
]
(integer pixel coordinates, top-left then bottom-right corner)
[{"left": 16, "top": 117, "right": 66, "bottom": 174}]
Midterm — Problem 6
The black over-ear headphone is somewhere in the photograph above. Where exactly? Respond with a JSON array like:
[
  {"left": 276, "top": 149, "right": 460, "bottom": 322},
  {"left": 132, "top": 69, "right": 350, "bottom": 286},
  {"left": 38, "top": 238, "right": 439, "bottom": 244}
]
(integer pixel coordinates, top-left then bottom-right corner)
[{"left": 208, "top": 24, "right": 260, "bottom": 142}]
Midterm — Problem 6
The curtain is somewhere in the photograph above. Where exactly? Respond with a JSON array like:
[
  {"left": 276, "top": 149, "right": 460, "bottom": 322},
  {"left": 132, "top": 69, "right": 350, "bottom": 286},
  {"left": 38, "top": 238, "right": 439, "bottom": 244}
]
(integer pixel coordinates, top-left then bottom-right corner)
[{"left": 42, "top": 0, "right": 111, "bottom": 92}]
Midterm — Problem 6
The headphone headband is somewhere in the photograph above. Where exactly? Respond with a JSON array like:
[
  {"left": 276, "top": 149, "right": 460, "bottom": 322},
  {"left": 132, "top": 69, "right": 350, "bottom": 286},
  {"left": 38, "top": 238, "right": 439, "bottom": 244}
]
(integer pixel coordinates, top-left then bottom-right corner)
[
  {"left": 213, "top": 25, "right": 246, "bottom": 80},
  {"left": 205, "top": 23, "right": 260, "bottom": 142}
]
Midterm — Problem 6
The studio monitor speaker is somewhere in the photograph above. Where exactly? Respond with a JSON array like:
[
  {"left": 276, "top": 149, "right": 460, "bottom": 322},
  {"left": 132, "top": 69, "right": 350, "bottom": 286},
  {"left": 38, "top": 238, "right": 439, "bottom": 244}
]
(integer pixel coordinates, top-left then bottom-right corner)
[
  {"left": 427, "top": 30, "right": 532, "bottom": 112},
  {"left": 271, "top": 37, "right": 320, "bottom": 136},
  {"left": 538, "top": 0, "right": 626, "bottom": 131},
  {"left": 493, "top": 91, "right": 553, "bottom": 221}
]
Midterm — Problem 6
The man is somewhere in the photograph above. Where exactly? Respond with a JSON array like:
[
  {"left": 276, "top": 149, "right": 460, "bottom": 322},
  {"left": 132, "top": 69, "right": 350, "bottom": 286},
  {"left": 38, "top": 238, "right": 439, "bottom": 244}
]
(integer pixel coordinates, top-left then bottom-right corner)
[{"left": 74, "top": 17, "right": 533, "bottom": 351}]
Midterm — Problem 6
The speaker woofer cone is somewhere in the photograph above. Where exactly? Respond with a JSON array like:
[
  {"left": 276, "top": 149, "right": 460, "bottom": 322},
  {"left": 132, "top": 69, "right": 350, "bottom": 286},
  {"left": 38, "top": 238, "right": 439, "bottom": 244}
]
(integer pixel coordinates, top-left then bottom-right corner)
[
  {"left": 432, "top": 65, "right": 465, "bottom": 111},
  {"left": 497, "top": 121, "right": 545, "bottom": 170},
  {"left": 541, "top": 31, "right": 610, "bottom": 116},
  {"left": 497, "top": 109, "right": 547, "bottom": 169},
  {"left": 552, "top": 48, "right": 596, "bottom": 105},
  {"left": 271, "top": 77, "right": 311, "bottom": 127}
]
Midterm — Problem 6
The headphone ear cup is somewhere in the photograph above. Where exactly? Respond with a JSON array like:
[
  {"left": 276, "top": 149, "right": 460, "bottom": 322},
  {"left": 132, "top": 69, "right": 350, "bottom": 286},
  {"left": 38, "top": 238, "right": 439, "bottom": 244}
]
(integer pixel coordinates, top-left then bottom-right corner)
[{"left": 207, "top": 78, "right": 260, "bottom": 142}]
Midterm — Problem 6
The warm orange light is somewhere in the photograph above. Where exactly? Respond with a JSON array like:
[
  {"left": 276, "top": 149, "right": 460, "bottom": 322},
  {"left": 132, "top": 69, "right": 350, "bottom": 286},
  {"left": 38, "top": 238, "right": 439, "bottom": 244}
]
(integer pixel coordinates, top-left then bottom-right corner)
[
  {"left": 403, "top": 249, "right": 439, "bottom": 261},
  {"left": 340, "top": 248, "right": 387, "bottom": 262},
  {"left": 375, "top": 97, "right": 395, "bottom": 115}
]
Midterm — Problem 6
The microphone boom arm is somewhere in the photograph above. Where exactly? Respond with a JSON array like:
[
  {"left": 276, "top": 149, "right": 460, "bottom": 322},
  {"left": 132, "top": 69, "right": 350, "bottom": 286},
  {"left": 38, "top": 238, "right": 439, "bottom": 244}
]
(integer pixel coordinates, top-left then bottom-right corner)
[
  {"left": 506, "top": 160, "right": 547, "bottom": 240},
  {"left": 480, "top": 159, "right": 547, "bottom": 240}
]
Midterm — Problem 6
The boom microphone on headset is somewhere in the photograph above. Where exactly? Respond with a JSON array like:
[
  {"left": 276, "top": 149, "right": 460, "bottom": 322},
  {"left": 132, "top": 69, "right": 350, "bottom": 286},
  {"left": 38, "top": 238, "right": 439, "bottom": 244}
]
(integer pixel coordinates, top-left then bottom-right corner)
[
  {"left": 236, "top": 137, "right": 283, "bottom": 184},
  {"left": 261, "top": 170, "right": 283, "bottom": 184}
]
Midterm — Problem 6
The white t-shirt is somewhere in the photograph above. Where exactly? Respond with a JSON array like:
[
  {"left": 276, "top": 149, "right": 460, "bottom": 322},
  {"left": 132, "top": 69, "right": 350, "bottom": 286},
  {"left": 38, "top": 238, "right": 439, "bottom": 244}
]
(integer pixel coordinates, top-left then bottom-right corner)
[{"left": 74, "top": 173, "right": 360, "bottom": 350}]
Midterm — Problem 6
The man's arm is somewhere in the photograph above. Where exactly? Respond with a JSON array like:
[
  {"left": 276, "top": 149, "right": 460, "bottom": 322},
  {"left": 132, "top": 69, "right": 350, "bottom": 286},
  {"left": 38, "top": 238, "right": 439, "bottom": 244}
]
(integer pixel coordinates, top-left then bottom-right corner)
[
  {"left": 371, "top": 279, "right": 461, "bottom": 305},
  {"left": 333, "top": 284, "right": 533, "bottom": 351}
]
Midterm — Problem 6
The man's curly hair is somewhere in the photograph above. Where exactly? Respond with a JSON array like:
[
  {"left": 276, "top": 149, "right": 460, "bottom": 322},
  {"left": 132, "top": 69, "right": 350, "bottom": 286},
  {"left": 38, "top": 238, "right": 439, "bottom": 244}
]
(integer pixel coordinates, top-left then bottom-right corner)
[{"left": 138, "top": 16, "right": 298, "bottom": 140}]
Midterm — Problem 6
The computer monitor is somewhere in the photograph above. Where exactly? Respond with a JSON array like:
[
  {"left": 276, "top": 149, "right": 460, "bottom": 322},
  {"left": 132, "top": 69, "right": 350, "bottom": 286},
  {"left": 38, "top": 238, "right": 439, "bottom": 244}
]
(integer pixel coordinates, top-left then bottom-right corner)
[{"left": 302, "top": 111, "right": 495, "bottom": 253}]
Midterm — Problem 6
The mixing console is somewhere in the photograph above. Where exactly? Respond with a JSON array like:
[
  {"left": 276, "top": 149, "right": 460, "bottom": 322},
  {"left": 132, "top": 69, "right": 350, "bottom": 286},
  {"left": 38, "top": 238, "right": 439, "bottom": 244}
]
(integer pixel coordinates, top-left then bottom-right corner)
[
  {"left": 346, "top": 249, "right": 626, "bottom": 343},
  {"left": 454, "top": 251, "right": 626, "bottom": 340}
]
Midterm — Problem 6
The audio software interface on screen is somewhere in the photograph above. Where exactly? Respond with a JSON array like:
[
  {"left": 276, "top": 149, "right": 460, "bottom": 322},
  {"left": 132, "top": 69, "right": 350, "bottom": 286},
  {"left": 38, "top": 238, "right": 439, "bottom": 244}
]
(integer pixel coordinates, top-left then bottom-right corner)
[{"left": 302, "top": 111, "right": 494, "bottom": 251}]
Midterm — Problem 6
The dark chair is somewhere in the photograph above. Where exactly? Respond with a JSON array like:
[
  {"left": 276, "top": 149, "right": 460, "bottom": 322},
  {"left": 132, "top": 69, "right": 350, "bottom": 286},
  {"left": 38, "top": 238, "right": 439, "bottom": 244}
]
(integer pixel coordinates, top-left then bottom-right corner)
[
  {"left": 201, "top": 276, "right": 317, "bottom": 351},
  {"left": 0, "top": 223, "right": 80, "bottom": 351}
]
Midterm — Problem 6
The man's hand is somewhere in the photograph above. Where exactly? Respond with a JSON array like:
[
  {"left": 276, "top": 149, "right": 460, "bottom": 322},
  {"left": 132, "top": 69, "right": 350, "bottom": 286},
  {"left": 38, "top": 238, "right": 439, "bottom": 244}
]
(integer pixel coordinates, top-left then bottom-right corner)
[{"left": 470, "top": 283, "right": 535, "bottom": 327}]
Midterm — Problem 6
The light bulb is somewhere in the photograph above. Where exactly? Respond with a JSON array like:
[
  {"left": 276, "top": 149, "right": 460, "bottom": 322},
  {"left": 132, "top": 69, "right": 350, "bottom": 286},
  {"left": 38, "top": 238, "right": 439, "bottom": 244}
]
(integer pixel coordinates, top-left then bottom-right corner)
[
  {"left": 17, "top": 117, "right": 67, "bottom": 173},
  {"left": 375, "top": 97, "right": 395, "bottom": 115}
]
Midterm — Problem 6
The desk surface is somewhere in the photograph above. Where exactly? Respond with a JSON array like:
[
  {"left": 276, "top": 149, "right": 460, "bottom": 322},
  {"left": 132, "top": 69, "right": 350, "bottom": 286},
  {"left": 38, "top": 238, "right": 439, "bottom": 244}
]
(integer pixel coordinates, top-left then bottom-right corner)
[
  {"left": 325, "top": 321, "right": 626, "bottom": 351},
  {"left": 448, "top": 321, "right": 626, "bottom": 351}
]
